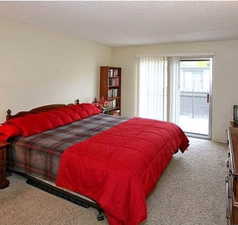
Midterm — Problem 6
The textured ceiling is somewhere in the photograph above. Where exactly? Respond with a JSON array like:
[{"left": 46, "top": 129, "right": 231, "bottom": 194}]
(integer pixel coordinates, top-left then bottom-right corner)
[{"left": 0, "top": 1, "right": 238, "bottom": 47}]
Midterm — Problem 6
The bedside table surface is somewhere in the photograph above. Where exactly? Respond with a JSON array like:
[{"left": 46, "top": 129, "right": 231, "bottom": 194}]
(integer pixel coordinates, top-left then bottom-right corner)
[{"left": 0, "top": 141, "right": 9, "bottom": 149}]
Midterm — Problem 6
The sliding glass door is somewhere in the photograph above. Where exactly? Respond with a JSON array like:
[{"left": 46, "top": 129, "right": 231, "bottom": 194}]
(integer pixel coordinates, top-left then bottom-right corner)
[{"left": 171, "top": 58, "right": 212, "bottom": 138}]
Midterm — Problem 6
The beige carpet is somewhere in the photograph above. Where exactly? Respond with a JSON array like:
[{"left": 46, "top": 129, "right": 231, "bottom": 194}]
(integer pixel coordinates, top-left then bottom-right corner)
[{"left": 0, "top": 138, "right": 227, "bottom": 225}]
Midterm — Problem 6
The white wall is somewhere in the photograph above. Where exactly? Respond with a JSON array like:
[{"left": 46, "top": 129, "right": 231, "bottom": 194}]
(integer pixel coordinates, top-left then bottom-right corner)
[
  {"left": 1, "top": 18, "right": 237, "bottom": 143},
  {"left": 0, "top": 20, "right": 111, "bottom": 122},
  {"left": 111, "top": 40, "right": 238, "bottom": 143}
]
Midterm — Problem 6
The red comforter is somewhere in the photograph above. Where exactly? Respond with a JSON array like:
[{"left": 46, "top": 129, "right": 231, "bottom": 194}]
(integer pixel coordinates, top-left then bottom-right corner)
[{"left": 56, "top": 118, "right": 189, "bottom": 225}]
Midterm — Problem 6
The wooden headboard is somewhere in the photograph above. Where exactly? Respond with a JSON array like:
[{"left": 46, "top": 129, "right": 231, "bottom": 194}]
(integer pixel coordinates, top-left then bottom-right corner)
[{"left": 6, "top": 99, "right": 80, "bottom": 121}]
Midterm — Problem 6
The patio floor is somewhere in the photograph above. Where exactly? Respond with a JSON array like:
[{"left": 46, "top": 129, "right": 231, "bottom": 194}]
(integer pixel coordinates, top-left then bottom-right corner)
[{"left": 178, "top": 115, "right": 209, "bottom": 135}]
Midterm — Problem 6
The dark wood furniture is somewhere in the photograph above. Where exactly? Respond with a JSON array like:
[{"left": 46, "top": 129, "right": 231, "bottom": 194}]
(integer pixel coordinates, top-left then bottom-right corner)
[
  {"left": 230, "top": 121, "right": 238, "bottom": 128},
  {"left": 0, "top": 141, "right": 10, "bottom": 189},
  {"left": 226, "top": 127, "right": 238, "bottom": 225},
  {"left": 100, "top": 66, "right": 121, "bottom": 115},
  {"left": 6, "top": 104, "right": 67, "bottom": 120}
]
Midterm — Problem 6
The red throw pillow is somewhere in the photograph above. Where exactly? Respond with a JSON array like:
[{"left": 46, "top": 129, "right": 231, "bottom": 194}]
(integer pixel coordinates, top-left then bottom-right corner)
[
  {"left": 0, "top": 124, "right": 21, "bottom": 141},
  {"left": 8, "top": 114, "right": 54, "bottom": 137},
  {"left": 56, "top": 106, "right": 81, "bottom": 121},
  {"left": 68, "top": 105, "right": 89, "bottom": 119},
  {"left": 79, "top": 103, "right": 101, "bottom": 116},
  {"left": 48, "top": 110, "right": 73, "bottom": 124},
  {"left": 40, "top": 111, "right": 65, "bottom": 127},
  {"left": 3, "top": 104, "right": 96, "bottom": 138}
]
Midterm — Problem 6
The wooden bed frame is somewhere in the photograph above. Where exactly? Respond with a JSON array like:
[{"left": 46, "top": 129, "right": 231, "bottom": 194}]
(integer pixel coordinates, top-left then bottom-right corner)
[
  {"left": 6, "top": 99, "right": 80, "bottom": 120},
  {"left": 6, "top": 99, "right": 105, "bottom": 221}
]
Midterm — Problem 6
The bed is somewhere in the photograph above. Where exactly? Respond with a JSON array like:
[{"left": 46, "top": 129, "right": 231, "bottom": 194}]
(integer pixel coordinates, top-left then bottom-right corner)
[{"left": 1, "top": 101, "right": 189, "bottom": 225}]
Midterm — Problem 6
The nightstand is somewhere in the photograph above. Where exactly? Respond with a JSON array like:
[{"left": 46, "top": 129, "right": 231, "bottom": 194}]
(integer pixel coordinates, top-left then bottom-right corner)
[
  {"left": 0, "top": 141, "right": 9, "bottom": 189},
  {"left": 231, "top": 121, "right": 238, "bottom": 128}
]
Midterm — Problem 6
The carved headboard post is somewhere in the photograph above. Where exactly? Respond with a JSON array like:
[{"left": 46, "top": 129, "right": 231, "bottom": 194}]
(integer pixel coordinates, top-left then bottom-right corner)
[{"left": 6, "top": 109, "right": 12, "bottom": 121}]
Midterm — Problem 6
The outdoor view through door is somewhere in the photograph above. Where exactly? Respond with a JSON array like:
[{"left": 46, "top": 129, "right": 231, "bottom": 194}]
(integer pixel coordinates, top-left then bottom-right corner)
[
  {"left": 176, "top": 59, "right": 211, "bottom": 136},
  {"left": 138, "top": 56, "right": 212, "bottom": 138}
]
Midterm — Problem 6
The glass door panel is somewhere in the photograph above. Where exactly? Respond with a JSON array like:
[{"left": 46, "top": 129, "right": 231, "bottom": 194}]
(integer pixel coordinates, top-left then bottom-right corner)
[{"left": 176, "top": 59, "right": 212, "bottom": 137}]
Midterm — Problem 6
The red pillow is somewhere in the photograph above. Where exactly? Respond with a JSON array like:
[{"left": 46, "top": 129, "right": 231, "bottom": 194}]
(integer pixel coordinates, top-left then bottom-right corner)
[
  {"left": 40, "top": 111, "right": 65, "bottom": 127},
  {"left": 3, "top": 104, "right": 96, "bottom": 138},
  {"left": 68, "top": 105, "right": 89, "bottom": 119},
  {"left": 0, "top": 123, "right": 21, "bottom": 141},
  {"left": 79, "top": 103, "right": 101, "bottom": 116},
  {"left": 8, "top": 114, "right": 54, "bottom": 137},
  {"left": 56, "top": 106, "right": 81, "bottom": 121},
  {"left": 48, "top": 110, "right": 73, "bottom": 124}
]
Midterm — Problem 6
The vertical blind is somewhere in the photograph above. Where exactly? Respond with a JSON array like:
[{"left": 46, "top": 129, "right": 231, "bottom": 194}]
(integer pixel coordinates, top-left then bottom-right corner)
[
  {"left": 169, "top": 57, "right": 180, "bottom": 123},
  {"left": 138, "top": 56, "right": 167, "bottom": 120}
]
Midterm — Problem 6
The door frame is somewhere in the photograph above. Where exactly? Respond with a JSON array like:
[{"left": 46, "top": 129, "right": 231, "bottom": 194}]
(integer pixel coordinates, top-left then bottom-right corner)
[{"left": 177, "top": 56, "right": 213, "bottom": 139}]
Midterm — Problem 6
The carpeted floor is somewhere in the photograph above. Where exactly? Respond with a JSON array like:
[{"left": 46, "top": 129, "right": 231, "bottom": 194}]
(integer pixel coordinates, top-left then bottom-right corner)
[{"left": 0, "top": 138, "right": 227, "bottom": 225}]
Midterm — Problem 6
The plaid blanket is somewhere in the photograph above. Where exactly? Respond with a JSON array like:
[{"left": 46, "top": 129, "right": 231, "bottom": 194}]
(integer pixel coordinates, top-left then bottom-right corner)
[{"left": 8, "top": 114, "right": 128, "bottom": 181}]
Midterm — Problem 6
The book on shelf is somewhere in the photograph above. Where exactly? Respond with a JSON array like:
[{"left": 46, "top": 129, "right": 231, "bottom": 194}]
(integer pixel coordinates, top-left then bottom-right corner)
[
  {"left": 109, "top": 99, "right": 117, "bottom": 109},
  {"left": 108, "top": 69, "right": 119, "bottom": 78},
  {"left": 108, "top": 69, "right": 114, "bottom": 77},
  {"left": 108, "top": 88, "right": 119, "bottom": 98},
  {"left": 108, "top": 77, "right": 119, "bottom": 87},
  {"left": 113, "top": 69, "right": 118, "bottom": 76}
]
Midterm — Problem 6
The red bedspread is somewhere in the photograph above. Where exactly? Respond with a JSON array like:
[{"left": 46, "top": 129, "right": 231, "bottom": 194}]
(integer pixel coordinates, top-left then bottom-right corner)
[{"left": 56, "top": 118, "right": 189, "bottom": 225}]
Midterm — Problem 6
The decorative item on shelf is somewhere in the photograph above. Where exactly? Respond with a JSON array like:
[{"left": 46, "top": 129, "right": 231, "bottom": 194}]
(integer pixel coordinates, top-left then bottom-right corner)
[
  {"left": 94, "top": 97, "right": 117, "bottom": 114},
  {"left": 99, "top": 97, "right": 112, "bottom": 113}
]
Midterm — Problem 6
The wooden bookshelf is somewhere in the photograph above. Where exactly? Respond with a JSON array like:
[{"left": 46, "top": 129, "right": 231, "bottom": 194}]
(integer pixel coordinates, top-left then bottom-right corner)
[{"left": 100, "top": 66, "right": 121, "bottom": 115}]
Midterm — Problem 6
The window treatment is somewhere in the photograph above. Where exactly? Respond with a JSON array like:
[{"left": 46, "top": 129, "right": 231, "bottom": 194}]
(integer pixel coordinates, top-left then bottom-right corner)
[
  {"left": 138, "top": 56, "right": 168, "bottom": 120},
  {"left": 169, "top": 57, "right": 180, "bottom": 123}
]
